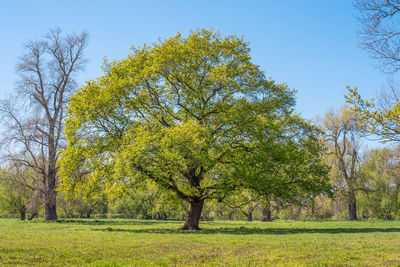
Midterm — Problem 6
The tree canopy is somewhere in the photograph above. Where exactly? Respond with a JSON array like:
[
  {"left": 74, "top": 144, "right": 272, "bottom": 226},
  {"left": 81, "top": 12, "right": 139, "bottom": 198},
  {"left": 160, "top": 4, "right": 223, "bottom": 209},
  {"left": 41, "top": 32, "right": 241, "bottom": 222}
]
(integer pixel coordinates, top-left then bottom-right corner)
[{"left": 59, "top": 29, "right": 330, "bottom": 230}]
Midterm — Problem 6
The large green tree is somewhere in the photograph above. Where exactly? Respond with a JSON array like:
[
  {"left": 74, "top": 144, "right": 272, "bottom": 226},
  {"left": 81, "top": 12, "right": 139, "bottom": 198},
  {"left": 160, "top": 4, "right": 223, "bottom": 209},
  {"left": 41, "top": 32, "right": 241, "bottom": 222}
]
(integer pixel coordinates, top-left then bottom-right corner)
[{"left": 59, "top": 29, "right": 324, "bottom": 230}]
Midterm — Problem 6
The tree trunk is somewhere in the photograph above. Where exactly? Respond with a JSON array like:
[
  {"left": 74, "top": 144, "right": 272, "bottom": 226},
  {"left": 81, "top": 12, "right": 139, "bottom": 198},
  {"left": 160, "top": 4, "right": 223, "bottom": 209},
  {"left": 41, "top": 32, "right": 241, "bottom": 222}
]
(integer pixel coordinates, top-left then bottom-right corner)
[
  {"left": 45, "top": 201, "right": 57, "bottom": 220},
  {"left": 20, "top": 209, "right": 26, "bottom": 221},
  {"left": 310, "top": 200, "right": 316, "bottom": 217},
  {"left": 246, "top": 212, "right": 253, "bottom": 222},
  {"left": 182, "top": 198, "right": 204, "bottom": 230},
  {"left": 261, "top": 202, "right": 272, "bottom": 222},
  {"left": 44, "top": 168, "right": 58, "bottom": 220},
  {"left": 348, "top": 190, "right": 357, "bottom": 220},
  {"left": 228, "top": 210, "right": 235, "bottom": 220},
  {"left": 44, "top": 189, "right": 58, "bottom": 220},
  {"left": 28, "top": 212, "right": 38, "bottom": 220}
]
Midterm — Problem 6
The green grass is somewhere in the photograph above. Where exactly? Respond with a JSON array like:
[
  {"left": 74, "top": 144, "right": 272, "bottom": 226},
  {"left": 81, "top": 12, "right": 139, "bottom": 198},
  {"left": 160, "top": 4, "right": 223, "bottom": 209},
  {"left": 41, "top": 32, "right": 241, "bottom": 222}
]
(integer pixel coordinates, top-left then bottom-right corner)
[{"left": 0, "top": 219, "right": 399, "bottom": 266}]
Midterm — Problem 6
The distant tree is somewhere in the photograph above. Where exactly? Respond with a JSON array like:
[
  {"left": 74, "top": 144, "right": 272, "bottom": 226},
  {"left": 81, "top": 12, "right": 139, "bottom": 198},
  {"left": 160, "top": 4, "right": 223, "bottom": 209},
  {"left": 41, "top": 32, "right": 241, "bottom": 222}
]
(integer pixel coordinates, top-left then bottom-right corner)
[
  {"left": 224, "top": 189, "right": 259, "bottom": 222},
  {"left": 321, "top": 107, "right": 364, "bottom": 220},
  {"left": 0, "top": 29, "right": 88, "bottom": 220},
  {"left": 57, "top": 192, "right": 107, "bottom": 219},
  {"left": 260, "top": 197, "right": 274, "bottom": 222},
  {"left": 0, "top": 164, "right": 42, "bottom": 220},
  {"left": 58, "top": 29, "right": 311, "bottom": 230},
  {"left": 205, "top": 200, "right": 240, "bottom": 220},
  {"left": 358, "top": 147, "right": 400, "bottom": 219},
  {"left": 312, "top": 195, "right": 334, "bottom": 219}
]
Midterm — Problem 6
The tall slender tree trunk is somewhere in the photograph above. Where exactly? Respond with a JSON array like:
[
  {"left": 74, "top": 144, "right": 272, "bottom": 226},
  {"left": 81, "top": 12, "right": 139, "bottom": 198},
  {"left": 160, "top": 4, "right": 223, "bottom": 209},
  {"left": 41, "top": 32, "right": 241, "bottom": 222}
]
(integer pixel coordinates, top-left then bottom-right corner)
[
  {"left": 348, "top": 190, "right": 357, "bottom": 220},
  {"left": 45, "top": 137, "right": 58, "bottom": 220},
  {"left": 261, "top": 201, "right": 272, "bottom": 222},
  {"left": 182, "top": 198, "right": 204, "bottom": 230}
]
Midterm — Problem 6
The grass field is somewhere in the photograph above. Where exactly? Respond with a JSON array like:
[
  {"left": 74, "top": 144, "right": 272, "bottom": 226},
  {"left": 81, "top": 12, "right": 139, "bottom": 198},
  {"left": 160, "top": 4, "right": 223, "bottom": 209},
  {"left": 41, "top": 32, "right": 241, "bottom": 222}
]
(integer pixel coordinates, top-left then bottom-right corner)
[{"left": 0, "top": 219, "right": 399, "bottom": 266}]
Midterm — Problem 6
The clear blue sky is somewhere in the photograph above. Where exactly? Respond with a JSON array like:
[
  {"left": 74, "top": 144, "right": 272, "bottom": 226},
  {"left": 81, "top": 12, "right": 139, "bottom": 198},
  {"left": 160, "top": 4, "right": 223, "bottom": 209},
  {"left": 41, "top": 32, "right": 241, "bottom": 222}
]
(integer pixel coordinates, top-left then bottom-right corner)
[{"left": 0, "top": 0, "right": 387, "bottom": 120}]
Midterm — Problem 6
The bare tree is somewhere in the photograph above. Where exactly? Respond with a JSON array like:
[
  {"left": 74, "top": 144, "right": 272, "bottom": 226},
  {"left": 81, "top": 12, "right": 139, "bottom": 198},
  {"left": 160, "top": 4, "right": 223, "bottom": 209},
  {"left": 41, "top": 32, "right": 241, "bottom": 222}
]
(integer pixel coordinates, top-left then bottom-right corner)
[
  {"left": 355, "top": 0, "right": 400, "bottom": 73},
  {"left": 355, "top": 0, "right": 400, "bottom": 110},
  {"left": 0, "top": 29, "right": 88, "bottom": 220},
  {"left": 345, "top": 1, "right": 400, "bottom": 142}
]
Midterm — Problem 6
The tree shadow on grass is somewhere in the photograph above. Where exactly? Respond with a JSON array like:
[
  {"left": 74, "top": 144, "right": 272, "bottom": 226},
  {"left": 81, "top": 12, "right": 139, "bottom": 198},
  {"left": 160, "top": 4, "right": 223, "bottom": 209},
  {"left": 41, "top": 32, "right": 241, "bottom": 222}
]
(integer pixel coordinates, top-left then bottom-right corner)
[
  {"left": 39, "top": 219, "right": 181, "bottom": 226},
  {"left": 92, "top": 226, "right": 400, "bottom": 235}
]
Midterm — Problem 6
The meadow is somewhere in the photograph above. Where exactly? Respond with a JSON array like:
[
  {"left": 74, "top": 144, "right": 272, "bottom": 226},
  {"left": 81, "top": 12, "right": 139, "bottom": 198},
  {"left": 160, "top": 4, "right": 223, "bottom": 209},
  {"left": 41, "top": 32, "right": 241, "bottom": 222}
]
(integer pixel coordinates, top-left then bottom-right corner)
[{"left": 0, "top": 219, "right": 399, "bottom": 266}]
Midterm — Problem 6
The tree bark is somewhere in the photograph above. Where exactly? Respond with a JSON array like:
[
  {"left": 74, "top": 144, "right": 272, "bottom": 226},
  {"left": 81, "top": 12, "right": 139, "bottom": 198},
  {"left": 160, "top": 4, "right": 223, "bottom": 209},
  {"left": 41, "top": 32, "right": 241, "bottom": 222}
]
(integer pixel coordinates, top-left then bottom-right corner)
[
  {"left": 20, "top": 209, "right": 26, "bottom": 221},
  {"left": 44, "top": 164, "right": 58, "bottom": 220},
  {"left": 261, "top": 202, "right": 272, "bottom": 222},
  {"left": 182, "top": 198, "right": 204, "bottom": 230},
  {"left": 44, "top": 185, "right": 58, "bottom": 220},
  {"left": 348, "top": 190, "right": 357, "bottom": 220},
  {"left": 45, "top": 201, "right": 57, "bottom": 220},
  {"left": 246, "top": 212, "right": 253, "bottom": 222}
]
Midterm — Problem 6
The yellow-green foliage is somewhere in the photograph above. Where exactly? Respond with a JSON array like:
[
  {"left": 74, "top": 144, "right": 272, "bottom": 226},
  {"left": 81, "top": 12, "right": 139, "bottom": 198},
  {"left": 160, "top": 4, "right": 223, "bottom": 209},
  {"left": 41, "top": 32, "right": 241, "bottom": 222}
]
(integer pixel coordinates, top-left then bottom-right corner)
[
  {"left": 345, "top": 86, "right": 400, "bottom": 141},
  {"left": 58, "top": 29, "right": 298, "bottom": 204}
]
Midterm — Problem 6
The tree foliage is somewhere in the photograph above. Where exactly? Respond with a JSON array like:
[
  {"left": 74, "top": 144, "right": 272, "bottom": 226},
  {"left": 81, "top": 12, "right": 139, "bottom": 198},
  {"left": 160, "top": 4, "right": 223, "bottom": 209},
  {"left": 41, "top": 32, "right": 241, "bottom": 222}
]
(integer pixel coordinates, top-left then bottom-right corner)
[
  {"left": 59, "top": 29, "right": 330, "bottom": 229},
  {"left": 235, "top": 114, "right": 331, "bottom": 203},
  {"left": 0, "top": 165, "right": 41, "bottom": 220},
  {"left": 358, "top": 147, "right": 400, "bottom": 219},
  {"left": 345, "top": 86, "right": 400, "bottom": 141}
]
